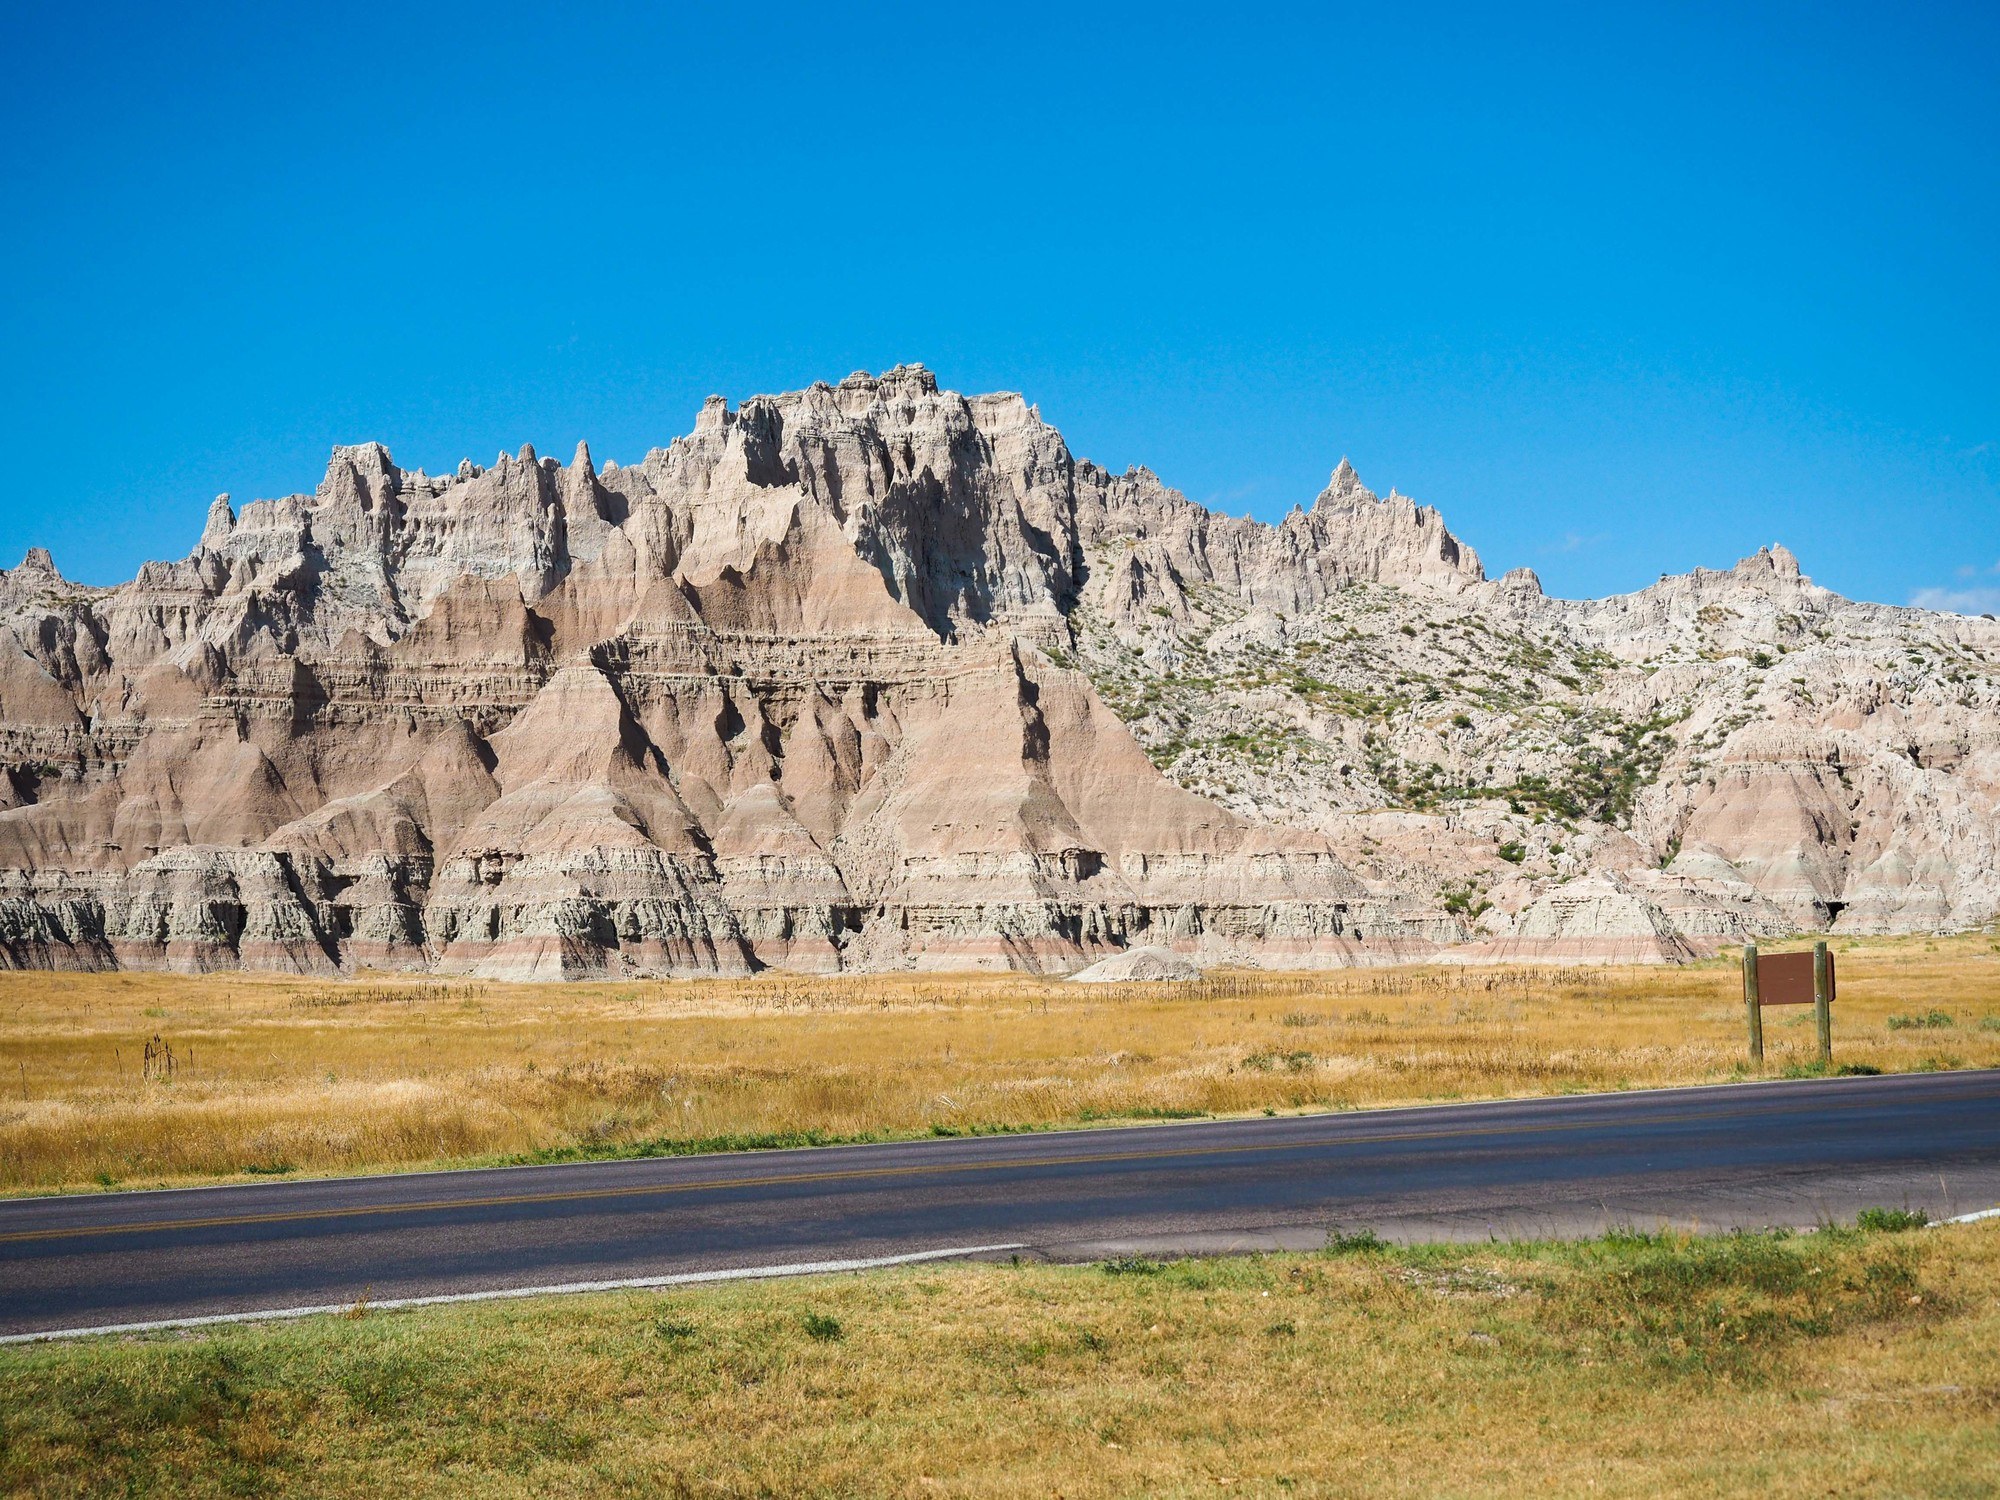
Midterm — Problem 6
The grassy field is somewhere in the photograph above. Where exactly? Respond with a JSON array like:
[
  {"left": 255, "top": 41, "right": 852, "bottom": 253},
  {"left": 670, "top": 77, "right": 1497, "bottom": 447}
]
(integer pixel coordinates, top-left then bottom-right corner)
[
  {"left": 1, "top": 933, "right": 1996, "bottom": 1194},
  {"left": 1, "top": 1218, "right": 1993, "bottom": 1497}
]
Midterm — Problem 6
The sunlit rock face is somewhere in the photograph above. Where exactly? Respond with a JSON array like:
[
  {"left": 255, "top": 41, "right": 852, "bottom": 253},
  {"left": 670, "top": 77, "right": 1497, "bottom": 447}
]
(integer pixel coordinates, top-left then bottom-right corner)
[{"left": 0, "top": 364, "right": 1992, "bottom": 975}]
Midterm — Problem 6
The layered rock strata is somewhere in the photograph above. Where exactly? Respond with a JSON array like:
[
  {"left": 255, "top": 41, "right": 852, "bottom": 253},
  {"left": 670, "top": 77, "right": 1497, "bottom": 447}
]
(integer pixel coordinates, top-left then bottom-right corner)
[{"left": 0, "top": 364, "right": 1993, "bottom": 974}]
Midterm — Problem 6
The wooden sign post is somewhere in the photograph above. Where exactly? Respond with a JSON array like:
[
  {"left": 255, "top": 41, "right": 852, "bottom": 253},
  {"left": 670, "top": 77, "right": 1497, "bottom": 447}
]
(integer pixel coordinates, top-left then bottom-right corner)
[
  {"left": 1813, "top": 941, "right": 1833, "bottom": 1065},
  {"left": 1742, "top": 942, "right": 1763, "bottom": 1065},
  {"left": 1742, "top": 941, "right": 1836, "bottom": 1067}
]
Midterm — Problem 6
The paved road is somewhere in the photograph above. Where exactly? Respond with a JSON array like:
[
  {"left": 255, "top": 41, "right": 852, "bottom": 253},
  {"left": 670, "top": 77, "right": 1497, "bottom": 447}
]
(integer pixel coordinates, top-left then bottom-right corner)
[{"left": 5, "top": 1070, "right": 1998, "bottom": 1338}]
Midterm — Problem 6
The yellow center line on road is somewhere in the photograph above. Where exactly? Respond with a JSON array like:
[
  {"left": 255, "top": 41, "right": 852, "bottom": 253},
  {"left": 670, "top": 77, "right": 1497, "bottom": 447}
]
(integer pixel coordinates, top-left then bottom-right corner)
[{"left": 0, "top": 1088, "right": 1965, "bottom": 1248}]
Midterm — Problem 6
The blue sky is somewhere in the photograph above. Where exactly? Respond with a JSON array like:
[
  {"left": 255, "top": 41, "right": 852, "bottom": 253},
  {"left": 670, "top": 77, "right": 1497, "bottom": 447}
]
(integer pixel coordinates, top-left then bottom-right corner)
[{"left": 2, "top": 2, "right": 1994, "bottom": 608}]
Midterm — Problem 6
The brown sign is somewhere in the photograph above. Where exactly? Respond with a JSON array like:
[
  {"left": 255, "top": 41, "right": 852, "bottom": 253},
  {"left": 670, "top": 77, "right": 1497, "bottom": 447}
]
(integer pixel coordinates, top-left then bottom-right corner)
[{"left": 1757, "top": 949, "right": 1832, "bottom": 1005}]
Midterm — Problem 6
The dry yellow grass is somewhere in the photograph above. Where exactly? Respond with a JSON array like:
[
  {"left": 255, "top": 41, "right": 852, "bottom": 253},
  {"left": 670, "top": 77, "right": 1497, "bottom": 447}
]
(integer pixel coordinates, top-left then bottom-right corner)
[
  {"left": 2, "top": 932, "right": 1996, "bottom": 1193},
  {"left": 1, "top": 1220, "right": 1994, "bottom": 1497}
]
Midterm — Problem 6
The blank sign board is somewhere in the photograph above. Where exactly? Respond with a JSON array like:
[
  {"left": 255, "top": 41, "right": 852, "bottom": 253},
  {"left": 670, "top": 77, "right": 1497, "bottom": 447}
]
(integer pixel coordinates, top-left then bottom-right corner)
[{"left": 1757, "top": 949, "right": 1830, "bottom": 1005}]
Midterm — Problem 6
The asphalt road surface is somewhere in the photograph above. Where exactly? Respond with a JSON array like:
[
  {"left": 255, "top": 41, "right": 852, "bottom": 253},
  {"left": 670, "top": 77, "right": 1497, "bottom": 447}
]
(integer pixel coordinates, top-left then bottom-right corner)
[{"left": 5, "top": 1070, "right": 1998, "bottom": 1339}]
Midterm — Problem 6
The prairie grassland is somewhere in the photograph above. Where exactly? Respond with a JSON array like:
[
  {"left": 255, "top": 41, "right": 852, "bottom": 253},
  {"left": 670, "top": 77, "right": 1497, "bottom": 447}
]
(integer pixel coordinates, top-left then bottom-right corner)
[
  {"left": 1, "top": 933, "right": 1996, "bottom": 1193},
  {"left": 2, "top": 1219, "right": 1993, "bottom": 1498}
]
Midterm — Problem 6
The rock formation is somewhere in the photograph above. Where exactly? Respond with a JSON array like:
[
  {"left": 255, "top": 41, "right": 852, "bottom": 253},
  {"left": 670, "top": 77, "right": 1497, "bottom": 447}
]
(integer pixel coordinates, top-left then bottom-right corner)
[
  {"left": 0, "top": 364, "right": 1993, "bottom": 976},
  {"left": 1067, "top": 946, "right": 1205, "bottom": 983}
]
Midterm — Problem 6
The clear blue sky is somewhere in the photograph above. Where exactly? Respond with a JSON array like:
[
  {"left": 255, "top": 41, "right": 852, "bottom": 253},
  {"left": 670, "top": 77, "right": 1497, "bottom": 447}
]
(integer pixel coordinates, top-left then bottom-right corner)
[{"left": 3, "top": 1, "right": 1994, "bottom": 608}]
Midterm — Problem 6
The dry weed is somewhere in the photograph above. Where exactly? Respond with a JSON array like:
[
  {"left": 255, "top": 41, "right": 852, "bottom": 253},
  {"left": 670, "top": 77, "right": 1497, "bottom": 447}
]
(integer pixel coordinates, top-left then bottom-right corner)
[{"left": 1, "top": 933, "right": 1995, "bottom": 1192}]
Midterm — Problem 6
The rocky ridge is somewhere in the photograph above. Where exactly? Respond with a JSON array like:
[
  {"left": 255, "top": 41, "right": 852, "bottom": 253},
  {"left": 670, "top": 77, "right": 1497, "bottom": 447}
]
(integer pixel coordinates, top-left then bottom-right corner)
[{"left": 0, "top": 364, "right": 1993, "bottom": 977}]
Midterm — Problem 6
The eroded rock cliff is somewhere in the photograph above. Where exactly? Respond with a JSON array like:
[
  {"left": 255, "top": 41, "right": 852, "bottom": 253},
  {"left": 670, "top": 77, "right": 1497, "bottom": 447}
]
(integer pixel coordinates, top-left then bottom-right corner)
[{"left": 0, "top": 364, "right": 1992, "bottom": 975}]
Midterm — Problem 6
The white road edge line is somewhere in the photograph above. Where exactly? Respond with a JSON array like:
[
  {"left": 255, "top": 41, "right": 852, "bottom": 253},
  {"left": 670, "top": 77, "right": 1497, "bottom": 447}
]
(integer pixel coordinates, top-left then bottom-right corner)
[
  {"left": 1932, "top": 1206, "right": 2000, "bottom": 1226},
  {"left": 0, "top": 1242, "right": 1029, "bottom": 1345}
]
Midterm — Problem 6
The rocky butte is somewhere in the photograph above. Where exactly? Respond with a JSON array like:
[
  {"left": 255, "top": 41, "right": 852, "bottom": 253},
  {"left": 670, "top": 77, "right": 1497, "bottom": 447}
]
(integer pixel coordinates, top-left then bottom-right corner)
[{"left": 0, "top": 365, "right": 1994, "bottom": 978}]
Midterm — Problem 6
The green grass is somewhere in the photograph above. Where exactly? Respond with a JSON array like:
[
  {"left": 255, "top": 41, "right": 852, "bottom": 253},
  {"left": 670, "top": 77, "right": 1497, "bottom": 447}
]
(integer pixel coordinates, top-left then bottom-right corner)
[
  {"left": 2, "top": 1220, "right": 1993, "bottom": 1498},
  {"left": 1854, "top": 1206, "right": 1931, "bottom": 1232}
]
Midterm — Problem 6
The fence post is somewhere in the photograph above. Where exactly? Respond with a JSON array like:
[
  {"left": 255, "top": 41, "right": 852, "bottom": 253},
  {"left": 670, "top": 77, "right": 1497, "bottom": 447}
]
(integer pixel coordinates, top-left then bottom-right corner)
[
  {"left": 1813, "top": 941, "right": 1832, "bottom": 1067},
  {"left": 1742, "top": 943, "right": 1763, "bottom": 1066}
]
